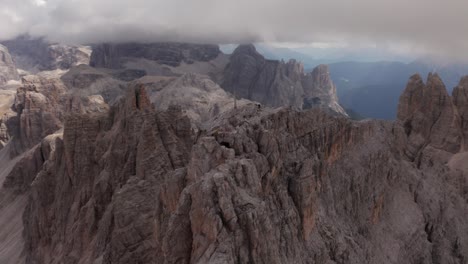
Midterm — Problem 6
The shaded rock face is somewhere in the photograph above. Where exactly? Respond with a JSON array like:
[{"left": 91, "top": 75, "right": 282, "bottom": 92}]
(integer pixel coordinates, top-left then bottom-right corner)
[
  {"left": 222, "top": 44, "right": 304, "bottom": 108},
  {"left": 221, "top": 44, "right": 347, "bottom": 116},
  {"left": 19, "top": 83, "right": 468, "bottom": 263},
  {"left": 3, "top": 133, "right": 61, "bottom": 194},
  {"left": 397, "top": 73, "right": 462, "bottom": 159},
  {"left": 452, "top": 76, "right": 468, "bottom": 151},
  {"left": 0, "top": 45, "right": 19, "bottom": 85},
  {"left": 1, "top": 36, "right": 91, "bottom": 73},
  {"left": 90, "top": 42, "right": 221, "bottom": 68}
]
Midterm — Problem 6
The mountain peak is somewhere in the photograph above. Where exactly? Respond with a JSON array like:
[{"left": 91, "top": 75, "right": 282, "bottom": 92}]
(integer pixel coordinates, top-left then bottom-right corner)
[
  {"left": 223, "top": 45, "right": 346, "bottom": 115},
  {"left": 233, "top": 44, "right": 257, "bottom": 53},
  {"left": 398, "top": 73, "right": 462, "bottom": 158}
]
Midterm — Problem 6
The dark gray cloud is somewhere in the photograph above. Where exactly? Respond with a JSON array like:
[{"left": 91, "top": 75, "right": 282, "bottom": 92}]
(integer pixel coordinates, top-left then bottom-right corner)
[{"left": 1, "top": 0, "right": 468, "bottom": 60}]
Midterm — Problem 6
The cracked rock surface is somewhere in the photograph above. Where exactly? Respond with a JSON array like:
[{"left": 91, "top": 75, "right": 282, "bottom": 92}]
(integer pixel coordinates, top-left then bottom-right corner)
[{"left": 16, "top": 80, "right": 468, "bottom": 263}]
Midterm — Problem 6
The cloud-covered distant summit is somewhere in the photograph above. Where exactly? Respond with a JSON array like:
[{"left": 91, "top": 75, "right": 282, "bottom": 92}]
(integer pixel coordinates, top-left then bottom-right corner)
[{"left": 2, "top": 0, "right": 468, "bottom": 60}]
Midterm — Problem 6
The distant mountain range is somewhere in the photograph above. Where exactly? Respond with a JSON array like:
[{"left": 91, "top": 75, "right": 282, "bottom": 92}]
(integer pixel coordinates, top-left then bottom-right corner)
[
  {"left": 329, "top": 61, "right": 468, "bottom": 119},
  {"left": 242, "top": 44, "right": 468, "bottom": 119},
  {"left": 221, "top": 43, "right": 416, "bottom": 69}
]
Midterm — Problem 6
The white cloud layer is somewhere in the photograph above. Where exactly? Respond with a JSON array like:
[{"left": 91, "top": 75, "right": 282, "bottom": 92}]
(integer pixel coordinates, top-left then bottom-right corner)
[{"left": 1, "top": 0, "right": 468, "bottom": 60}]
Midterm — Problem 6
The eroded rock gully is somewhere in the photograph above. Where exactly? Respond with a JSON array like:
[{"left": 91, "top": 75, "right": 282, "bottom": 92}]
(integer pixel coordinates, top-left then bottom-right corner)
[{"left": 16, "top": 77, "right": 468, "bottom": 263}]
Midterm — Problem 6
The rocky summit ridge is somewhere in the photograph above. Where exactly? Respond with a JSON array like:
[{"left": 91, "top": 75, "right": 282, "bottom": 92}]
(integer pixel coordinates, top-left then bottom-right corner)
[{"left": 0, "top": 41, "right": 466, "bottom": 264}]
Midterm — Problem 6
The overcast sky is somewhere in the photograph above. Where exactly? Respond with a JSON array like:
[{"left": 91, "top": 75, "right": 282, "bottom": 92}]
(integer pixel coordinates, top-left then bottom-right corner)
[{"left": 1, "top": 0, "right": 468, "bottom": 60}]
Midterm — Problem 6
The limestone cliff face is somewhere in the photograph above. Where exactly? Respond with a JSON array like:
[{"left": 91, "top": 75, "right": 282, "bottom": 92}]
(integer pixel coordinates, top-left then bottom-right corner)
[
  {"left": 17, "top": 81, "right": 468, "bottom": 263},
  {"left": 90, "top": 43, "right": 221, "bottom": 69},
  {"left": 0, "top": 45, "right": 19, "bottom": 85},
  {"left": 8, "top": 76, "right": 66, "bottom": 155},
  {"left": 222, "top": 44, "right": 347, "bottom": 116},
  {"left": 302, "top": 64, "right": 344, "bottom": 114}
]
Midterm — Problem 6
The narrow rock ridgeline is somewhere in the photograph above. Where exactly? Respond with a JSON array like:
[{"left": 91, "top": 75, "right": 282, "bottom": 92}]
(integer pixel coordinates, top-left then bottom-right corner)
[
  {"left": 222, "top": 44, "right": 348, "bottom": 116},
  {"left": 18, "top": 79, "right": 468, "bottom": 263}
]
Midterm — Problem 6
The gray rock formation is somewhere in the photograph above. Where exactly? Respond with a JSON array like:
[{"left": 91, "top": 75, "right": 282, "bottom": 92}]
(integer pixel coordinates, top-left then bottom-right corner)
[
  {"left": 88, "top": 43, "right": 346, "bottom": 117},
  {"left": 397, "top": 73, "right": 462, "bottom": 160},
  {"left": 90, "top": 42, "right": 221, "bottom": 68},
  {"left": 1, "top": 36, "right": 91, "bottom": 73},
  {"left": 0, "top": 45, "right": 19, "bottom": 85},
  {"left": 9, "top": 76, "right": 67, "bottom": 154},
  {"left": 302, "top": 64, "right": 345, "bottom": 114},
  {"left": 222, "top": 44, "right": 347, "bottom": 116},
  {"left": 5, "top": 73, "right": 110, "bottom": 156}
]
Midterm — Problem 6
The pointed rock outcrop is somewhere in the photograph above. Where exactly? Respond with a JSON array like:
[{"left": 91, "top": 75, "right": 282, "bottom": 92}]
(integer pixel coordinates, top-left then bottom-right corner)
[
  {"left": 302, "top": 64, "right": 347, "bottom": 115},
  {"left": 222, "top": 44, "right": 347, "bottom": 116},
  {"left": 397, "top": 73, "right": 461, "bottom": 159}
]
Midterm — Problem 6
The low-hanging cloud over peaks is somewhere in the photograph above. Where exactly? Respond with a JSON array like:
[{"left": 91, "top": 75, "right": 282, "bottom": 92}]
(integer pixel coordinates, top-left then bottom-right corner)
[{"left": 1, "top": 0, "right": 468, "bottom": 60}]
